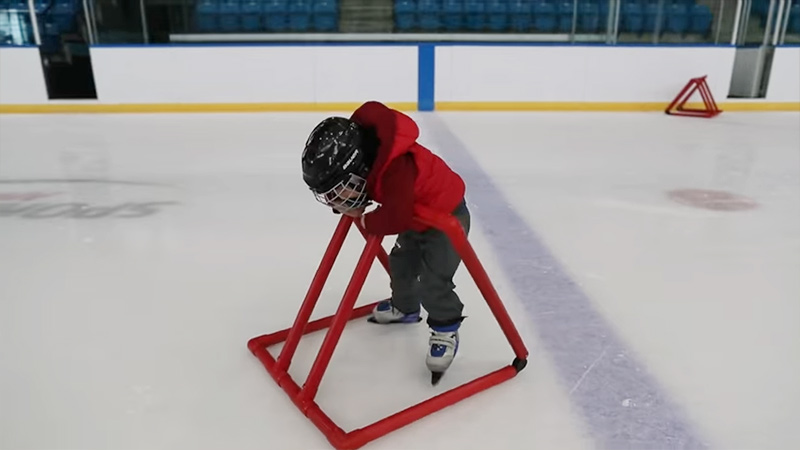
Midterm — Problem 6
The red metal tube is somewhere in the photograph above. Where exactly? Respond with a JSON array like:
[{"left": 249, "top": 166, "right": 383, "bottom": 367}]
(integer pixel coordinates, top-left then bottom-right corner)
[
  {"left": 276, "top": 216, "right": 353, "bottom": 373},
  {"left": 249, "top": 345, "right": 351, "bottom": 450},
  {"left": 250, "top": 343, "right": 281, "bottom": 385},
  {"left": 412, "top": 205, "right": 528, "bottom": 360},
  {"left": 299, "top": 235, "right": 384, "bottom": 403},
  {"left": 247, "top": 301, "right": 380, "bottom": 355},
  {"left": 256, "top": 348, "right": 349, "bottom": 446},
  {"left": 248, "top": 206, "right": 529, "bottom": 450},
  {"left": 699, "top": 81, "right": 720, "bottom": 114},
  {"left": 354, "top": 219, "right": 391, "bottom": 274},
  {"left": 345, "top": 366, "right": 518, "bottom": 449},
  {"left": 455, "top": 238, "right": 528, "bottom": 359},
  {"left": 666, "top": 78, "right": 694, "bottom": 113},
  {"left": 306, "top": 406, "right": 350, "bottom": 450},
  {"left": 666, "top": 76, "right": 721, "bottom": 118},
  {"left": 280, "top": 373, "right": 347, "bottom": 441}
]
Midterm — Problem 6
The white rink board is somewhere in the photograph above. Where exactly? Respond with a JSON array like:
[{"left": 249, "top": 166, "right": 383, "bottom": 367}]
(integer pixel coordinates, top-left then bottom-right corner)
[
  {"left": 767, "top": 47, "right": 800, "bottom": 102},
  {"left": 89, "top": 46, "right": 418, "bottom": 104},
  {"left": 434, "top": 46, "right": 736, "bottom": 102},
  {"left": 0, "top": 48, "right": 48, "bottom": 104},
  {"left": 4, "top": 44, "right": 800, "bottom": 106}
]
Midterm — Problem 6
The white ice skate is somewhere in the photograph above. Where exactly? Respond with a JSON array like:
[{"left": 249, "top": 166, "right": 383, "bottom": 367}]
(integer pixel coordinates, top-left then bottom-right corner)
[
  {"left": 368, "top": 300, "right": 422, "bottom": 324},
  {"left": 426, "top": 323, "right": 460, "bottom": 385}
]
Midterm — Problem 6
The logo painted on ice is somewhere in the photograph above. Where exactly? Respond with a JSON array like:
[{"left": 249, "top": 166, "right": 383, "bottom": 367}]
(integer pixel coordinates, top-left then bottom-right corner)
[{"left": 0, "top": 179, "right": 180, "bottom": 220}]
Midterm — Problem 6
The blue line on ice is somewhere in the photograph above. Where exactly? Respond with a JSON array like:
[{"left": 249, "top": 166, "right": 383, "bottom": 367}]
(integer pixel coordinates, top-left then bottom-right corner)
[{"left": 423, "top": 113, "right": 708, "bottom": 450}]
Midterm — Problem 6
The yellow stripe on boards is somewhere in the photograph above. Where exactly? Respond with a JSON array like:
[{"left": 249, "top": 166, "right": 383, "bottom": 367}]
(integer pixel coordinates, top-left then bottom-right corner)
[
  {"left": 435, "top": 101, "right": 800, "bottom": 112},
  {"left": 715, "top": 102, "right": 800, "bottom": 111},
  {"left": 436, "top": 102, "right": 667, "bottom": 111},
  {"left": 0, "top": 101, "right": 797, "bottom": 114},
  {"left": 0, "top": 102, "right": 419, "bottom": 114}
]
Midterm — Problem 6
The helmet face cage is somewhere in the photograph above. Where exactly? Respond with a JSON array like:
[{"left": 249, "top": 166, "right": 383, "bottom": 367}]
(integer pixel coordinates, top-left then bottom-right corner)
[{"left": 313, "top": 173, "right": 371, "bottom": 213}]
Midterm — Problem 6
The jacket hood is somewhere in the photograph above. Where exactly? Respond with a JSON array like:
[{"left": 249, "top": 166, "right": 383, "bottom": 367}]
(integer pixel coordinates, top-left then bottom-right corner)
[{"left": 349, "top": 101, "right": 419, "bottom": 186}]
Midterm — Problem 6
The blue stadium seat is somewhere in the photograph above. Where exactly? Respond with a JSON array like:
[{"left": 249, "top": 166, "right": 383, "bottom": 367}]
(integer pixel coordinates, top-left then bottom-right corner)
[
  {"left": 289, "top": 0, "right": 311, "bottom": 31},
  {"left": 33, "top": 0, "right": 49, "bottom": 13},
  {"left": 642, "top": 3, "right": 665, "bottom": 32},
  {"left": 6, "top": 0, "right": 27, "bottom": 11},
  {"left": 487, "top": 0, "right": 509, "bottom": 32},
  {"left": 639, "top": 0, "right": 691, "bottom": 5},
  {"left": 790, "top": 4, "right": 800, "bottom": 33},
  {"left": 689, "top": 4, "right": 711, "bottom": 35},
  {"left": 39, "top": 15, "right": 61, "bottom": 54},
  {"left": 752, "top": 0, "right": 769, "bottom": 17},
  {"left": 620, "top": 2, "right": 643, "bottom": 33},
  {"left": 218, "top": 0, "right": 241, "bottom": 32},
  {"left": 263, "top": 0, "right": 289, "bottom": 31},
  {"left": 442, "top": 0, "right": 464, "bottom": 31},
  {"left": 417, "top": 0, "right": 441, "bottom": 31},
  {"left": 240, "top": 0, "right": 263, "bottom": 31},
  {"left": 314, "top": 0, "right": 337, "bottom": 13},
  {"left": 508, "top": 0, "right": 532, "bottom": 32},
  {"left": 51, "top": 0, "right": 79, "bottom": 32},
  {"left": 395, "top": 0, "right": 416, "bottom": 12},
  {"left": 532, "top": 1, "right": 556, "bottom": 32},
  {"left": 417, "top": 0, "right": 440, "bottom": 13},
  {"left": 556, "top": 1, "right": 575, "bottom": 33},
  {"left": 665, "top": 3, "right": 688, "bottom": 34},
  {"left": 196, "top": 0, "right": 219, "bottom": 32},
  {"left": 464, "top": 0, "right": 486, "bottom": 31},
  {"left": 597, "top": 0, "right": 610, "bottom": 31},
  {"left": 578, "top": 1, "right": 600, "bottom": 33},
  {"left": 312, "top": 0, "right": 337, "bottom": 31},
  {"left": 394, "top": 0, "right": 416, "bottom": 31}
]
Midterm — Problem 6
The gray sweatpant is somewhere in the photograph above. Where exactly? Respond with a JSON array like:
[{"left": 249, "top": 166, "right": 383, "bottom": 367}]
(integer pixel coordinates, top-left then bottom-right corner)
[{"left": 388, "top": 199, "right": 471, "bottom": 327}]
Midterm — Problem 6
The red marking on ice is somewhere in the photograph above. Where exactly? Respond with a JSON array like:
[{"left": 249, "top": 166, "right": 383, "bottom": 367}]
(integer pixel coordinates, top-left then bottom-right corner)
[
  {"left": 0, "top": 192, "right": 61, "bottom": 202},
  {"left": 667, "top": 188, "right": 758, "bottom": 211}
]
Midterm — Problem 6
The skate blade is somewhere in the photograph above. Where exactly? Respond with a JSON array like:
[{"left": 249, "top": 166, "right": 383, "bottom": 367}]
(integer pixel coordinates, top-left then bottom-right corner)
[
  {"left": 431, "top": 371, "right": 444, "bottom": 385},
  {"left": 367, "top": 316, "right": 422, "bottom": 324}
]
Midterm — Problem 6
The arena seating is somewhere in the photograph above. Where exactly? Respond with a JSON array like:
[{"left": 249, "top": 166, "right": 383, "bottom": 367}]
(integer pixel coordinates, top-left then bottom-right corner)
[
  {"left": 752, "top": 0, "right": 800, "bottom": 32},
  {"left": 0, "top": 0, "right": 81, "bottom": 51},
  {"left": 393, "top": 0, "right": 718, "bottom": 35},
  {"left": 4, "top": 0, "right": 798, "bottom": 42},
  {"left": 195, "top": 0, "right": 339, "bottom": 33}
]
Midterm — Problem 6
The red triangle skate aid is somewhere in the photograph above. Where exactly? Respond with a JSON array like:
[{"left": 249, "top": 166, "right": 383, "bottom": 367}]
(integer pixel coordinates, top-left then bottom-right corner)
[
  {"left": 665, "top": 75, "right": 723, "bottom": 118},
  {"left": 247, "top": 204, "right": 529, "bottom": 450}
]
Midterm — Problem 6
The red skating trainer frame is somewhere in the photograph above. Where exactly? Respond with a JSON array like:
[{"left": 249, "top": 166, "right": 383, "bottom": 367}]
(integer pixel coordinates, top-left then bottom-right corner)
[
  {"left": 247, "top": 205, "right": 529, "bottom": 450},
  {"left": 665, "top": 75, "right": 722, "bottom": 118}
]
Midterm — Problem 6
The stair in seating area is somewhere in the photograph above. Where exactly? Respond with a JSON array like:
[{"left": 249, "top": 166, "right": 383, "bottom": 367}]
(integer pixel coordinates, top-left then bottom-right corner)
[{"left": 339, "top": 0, "right": 394, "bottom": 33}]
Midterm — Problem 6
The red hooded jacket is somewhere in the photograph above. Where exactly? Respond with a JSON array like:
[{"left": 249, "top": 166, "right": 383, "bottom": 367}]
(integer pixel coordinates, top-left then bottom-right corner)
[{"left": 350, "top": 101, "right": 465, "bottom": 235}]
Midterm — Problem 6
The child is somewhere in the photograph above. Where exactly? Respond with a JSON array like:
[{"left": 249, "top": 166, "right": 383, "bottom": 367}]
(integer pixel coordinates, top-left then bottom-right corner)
[{"left": 301, "top": 101, "right": 471, "bottom": 384}]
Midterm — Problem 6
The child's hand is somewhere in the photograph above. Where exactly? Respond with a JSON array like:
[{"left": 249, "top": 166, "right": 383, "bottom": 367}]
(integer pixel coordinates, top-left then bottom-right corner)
[
  {"left": 337, "top": 206, "right": 366, "bottom": 217},
  {"left": 336, "top": 206, "right": 368, "bottom": 229}
]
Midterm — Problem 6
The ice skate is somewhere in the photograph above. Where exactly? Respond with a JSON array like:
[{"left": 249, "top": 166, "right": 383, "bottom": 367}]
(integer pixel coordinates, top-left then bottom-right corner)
[
  {"left": 368, "top": 300, "right": 422, "bottom": 324},
  {"left": 427, "top": 322, "right": 460, "bottom": 385}
]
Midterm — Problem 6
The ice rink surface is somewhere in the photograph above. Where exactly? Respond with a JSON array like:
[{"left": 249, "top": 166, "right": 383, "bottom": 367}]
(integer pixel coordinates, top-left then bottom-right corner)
[{"left": 1, "top": 111, "right": 798, "bottom": 450}]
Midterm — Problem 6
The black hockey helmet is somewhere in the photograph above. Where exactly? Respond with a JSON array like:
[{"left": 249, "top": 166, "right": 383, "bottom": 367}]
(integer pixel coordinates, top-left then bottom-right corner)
[{"left": 301, "top": 116, "right": 376, "bottom": 212}]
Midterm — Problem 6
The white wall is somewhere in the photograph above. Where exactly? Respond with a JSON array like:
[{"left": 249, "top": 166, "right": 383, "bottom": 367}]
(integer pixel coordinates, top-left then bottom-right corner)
[
  {"left": 89, "top": 46, "right": 418, "bottom": 104},
  {"left": 434, "top": 46, "right": 736, "bottom": 103},
  {"left": 2, "top": 45, "right": 798, "bottom": 107},
  {"left": 766, "top": 47, "right": 800, "bottom": 102},
  {"left": 0, "top": 48, "right": 49, "bottom": 104}
]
